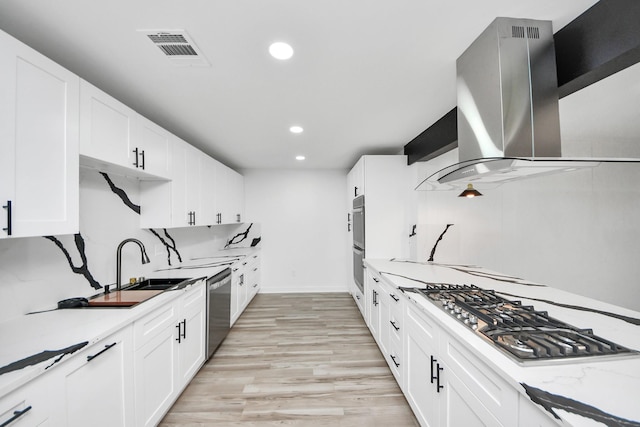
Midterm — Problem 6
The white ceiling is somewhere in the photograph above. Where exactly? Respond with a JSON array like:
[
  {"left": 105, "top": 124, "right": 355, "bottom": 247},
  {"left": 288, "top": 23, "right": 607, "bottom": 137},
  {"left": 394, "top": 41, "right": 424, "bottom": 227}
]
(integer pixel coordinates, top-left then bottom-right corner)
[{"left": 0, "top": 0, "right": 613, "bottom": 171}]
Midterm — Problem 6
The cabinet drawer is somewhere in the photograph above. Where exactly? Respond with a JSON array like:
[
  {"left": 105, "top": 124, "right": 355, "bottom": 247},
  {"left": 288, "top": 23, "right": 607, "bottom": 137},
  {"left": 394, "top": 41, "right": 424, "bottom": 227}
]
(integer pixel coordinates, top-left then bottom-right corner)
[
  {"left": 181, "top": 280, "right": 204, "bottom": 311},
  {"left": 385, "top": 346, "right": 402, "bottom": 385},
  {"left": 0, "top": 370, "right": 57, "bottom": 426},
  {"left": 440, "top": 334, "right": 518, "bottom": 426},
  {"left": 389, "top": 309, "right": 403, "bottom": 342},
  {"left": 134, "top": 301, "right": 179, "bottom": 350}
]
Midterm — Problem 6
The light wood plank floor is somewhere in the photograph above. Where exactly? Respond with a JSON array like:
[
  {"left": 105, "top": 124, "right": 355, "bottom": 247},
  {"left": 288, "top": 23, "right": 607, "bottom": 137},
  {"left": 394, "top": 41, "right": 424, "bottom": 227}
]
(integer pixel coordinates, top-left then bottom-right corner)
[{"left": 160, "top": 292, "right": 419, "bottom": 426}]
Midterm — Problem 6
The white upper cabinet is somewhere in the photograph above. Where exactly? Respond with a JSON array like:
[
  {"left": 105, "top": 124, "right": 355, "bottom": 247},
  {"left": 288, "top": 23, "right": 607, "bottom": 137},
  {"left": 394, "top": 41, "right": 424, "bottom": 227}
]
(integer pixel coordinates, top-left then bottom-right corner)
[
  {"left": 349, "top": 157, "right": 365, "bottom": 198},
  {"left": 79, "top": 80, "right": 170, "bottom": 180},
  {"left": 79, "top": 80, "right": 134, "bottom": 168},
  {"left": 199, "top": 155, "right": 218, "bottom": 226},
  {"left": 135, "top": 115, "right": 171, "bottom": 178},
  {"left": 212, "top": 162, "right": 244, "bottom": 225},
  {"left": 0, "top": 30, "right": 79, "bottom": 239}
]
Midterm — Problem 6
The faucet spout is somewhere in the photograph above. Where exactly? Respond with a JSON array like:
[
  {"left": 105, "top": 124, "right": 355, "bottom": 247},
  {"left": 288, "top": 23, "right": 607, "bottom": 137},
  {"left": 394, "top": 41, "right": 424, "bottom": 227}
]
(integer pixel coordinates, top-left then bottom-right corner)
[{"left": 116, "top": 238, "right": 150, "bottom": 291}]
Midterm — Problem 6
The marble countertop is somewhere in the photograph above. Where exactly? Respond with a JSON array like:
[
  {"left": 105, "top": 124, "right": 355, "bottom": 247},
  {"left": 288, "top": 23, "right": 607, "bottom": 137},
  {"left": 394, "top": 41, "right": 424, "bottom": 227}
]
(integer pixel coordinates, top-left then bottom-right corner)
[
  {"left": 0, "top": 247, "right": 259, "bottom": 400},
  {"left": 365, "top": 258, "right": 640, "bottom": 427}
]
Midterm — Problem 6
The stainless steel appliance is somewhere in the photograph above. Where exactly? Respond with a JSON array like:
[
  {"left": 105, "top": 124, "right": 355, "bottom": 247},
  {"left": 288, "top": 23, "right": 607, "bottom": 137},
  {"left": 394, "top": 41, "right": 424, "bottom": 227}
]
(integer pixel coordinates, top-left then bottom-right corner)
[
  {"left": 352, "top": 195, "right": 365, "bottom": 293},
  {"left": 206, "top": 268, "right": 231, "bottom": 360},
  {"left": 411, "top": 283, "right": 635, "bottom": 363},
  {"left": 417, "top": 17, "right": 640, "bottom": 190}
]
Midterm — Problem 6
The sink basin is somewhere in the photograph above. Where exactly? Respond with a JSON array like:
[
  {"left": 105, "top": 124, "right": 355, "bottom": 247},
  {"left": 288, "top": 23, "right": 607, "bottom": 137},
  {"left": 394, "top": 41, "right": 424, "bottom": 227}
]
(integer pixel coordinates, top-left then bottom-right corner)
[{"left": 126, "top": 278, "right": 189, "bottom": 291}]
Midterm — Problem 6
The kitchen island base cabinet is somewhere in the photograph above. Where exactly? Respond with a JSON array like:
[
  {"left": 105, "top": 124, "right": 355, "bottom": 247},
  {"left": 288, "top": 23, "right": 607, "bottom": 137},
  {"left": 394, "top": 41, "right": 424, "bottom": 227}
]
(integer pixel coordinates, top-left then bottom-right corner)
[
  {"left": 63, "top": 326, "right": 135, "bottom": 427},
  {"left": 405, "top": 303, "right": 440, "bottom": 427},
  {"left": 405, "top": 301, "right": 518, "bottom": 427}
]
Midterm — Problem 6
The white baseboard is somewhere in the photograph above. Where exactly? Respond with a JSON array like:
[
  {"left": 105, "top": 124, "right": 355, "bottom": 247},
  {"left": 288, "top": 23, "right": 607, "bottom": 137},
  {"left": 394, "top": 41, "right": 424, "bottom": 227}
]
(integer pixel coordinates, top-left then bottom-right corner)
[{"left": 258, "top": 286, "right": 348, "bottom": 294}]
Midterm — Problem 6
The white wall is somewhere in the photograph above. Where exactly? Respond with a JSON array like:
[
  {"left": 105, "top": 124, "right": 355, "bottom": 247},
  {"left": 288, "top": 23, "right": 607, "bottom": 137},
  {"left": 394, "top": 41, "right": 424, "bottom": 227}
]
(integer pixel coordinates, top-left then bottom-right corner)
[
  {"left": 243, "top": 169, "right": 349, "bottom": 293},
  {"left": 410, "top": 149, "right": 640, "bottom": 312}
]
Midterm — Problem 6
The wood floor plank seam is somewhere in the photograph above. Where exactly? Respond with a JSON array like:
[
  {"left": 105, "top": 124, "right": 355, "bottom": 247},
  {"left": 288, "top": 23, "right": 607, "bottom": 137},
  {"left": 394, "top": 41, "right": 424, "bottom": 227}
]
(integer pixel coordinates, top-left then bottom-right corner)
[{"left": 160, "top": 292, "right": 419, "bottom": 426}]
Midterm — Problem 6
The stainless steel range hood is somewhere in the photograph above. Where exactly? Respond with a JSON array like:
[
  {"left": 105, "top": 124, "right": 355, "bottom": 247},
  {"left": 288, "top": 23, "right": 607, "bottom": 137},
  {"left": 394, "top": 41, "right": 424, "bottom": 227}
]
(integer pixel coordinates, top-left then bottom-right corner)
[{"left": 418, "top": 17, "right": 637, "bottom": 189}]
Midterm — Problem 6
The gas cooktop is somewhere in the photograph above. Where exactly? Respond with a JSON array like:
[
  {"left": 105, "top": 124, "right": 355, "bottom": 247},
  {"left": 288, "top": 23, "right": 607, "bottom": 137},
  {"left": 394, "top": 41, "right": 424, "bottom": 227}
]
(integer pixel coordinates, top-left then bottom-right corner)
[{"left": 412, "top": 284, "right": 636, "bottom": 363}]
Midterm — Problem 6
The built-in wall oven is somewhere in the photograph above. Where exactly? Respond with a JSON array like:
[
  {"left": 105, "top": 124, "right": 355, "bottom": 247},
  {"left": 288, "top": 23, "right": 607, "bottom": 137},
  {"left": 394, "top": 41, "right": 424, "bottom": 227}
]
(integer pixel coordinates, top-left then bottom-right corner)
[{"left": 352, "top": 195, "right": 365, "bottom": 293}]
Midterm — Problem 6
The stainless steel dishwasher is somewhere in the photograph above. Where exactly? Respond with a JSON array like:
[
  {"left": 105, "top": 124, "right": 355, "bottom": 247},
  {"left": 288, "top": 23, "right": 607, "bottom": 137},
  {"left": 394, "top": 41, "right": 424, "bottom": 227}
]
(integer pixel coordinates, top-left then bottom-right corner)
[{"left": 206, "top": 268, "right": 231, "bottom": 360}]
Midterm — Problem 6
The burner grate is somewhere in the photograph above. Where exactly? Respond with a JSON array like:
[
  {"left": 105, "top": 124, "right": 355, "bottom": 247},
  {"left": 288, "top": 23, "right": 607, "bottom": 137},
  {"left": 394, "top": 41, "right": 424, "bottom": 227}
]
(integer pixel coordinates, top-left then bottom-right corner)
[{"left": 415, "top": 283, "right": 634, "bottom": 362}]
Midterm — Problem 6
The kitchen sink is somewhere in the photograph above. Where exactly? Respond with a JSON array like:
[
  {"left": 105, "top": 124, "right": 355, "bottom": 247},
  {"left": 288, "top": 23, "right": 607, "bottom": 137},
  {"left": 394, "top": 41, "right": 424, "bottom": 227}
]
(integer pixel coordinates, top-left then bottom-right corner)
[{"left": 125, "top": 278, "right": 189, "bottom": 291}]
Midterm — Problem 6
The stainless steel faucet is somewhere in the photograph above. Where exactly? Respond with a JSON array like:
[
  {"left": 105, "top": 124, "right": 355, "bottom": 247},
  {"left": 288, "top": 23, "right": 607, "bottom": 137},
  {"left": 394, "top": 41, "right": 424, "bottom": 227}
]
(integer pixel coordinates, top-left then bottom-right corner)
[{"left": 116, "top": 238, "right": 150, "bottom": 291}]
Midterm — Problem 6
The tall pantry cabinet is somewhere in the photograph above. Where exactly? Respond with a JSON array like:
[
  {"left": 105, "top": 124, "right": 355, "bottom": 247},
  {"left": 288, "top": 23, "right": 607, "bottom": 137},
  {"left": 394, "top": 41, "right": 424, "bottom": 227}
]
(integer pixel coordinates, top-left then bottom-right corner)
[{"left": 347, "top": 155, "right": 408, "bottom": 306}]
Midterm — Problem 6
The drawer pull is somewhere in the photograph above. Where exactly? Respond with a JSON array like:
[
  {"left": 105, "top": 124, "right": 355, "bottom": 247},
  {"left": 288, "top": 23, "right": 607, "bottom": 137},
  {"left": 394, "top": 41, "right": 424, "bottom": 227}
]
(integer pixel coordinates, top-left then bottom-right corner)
[
  {"left": 390, "top": 354, "right": 400, "bottom": 367},
  {"left": 390, "top": 320, "right": 400, "bottom": 331},
  {"left": 86, "top": 342, "right": 117, "bottom": 362},
  {"left": 0, "top": 405, "right": 32, "bottom": 427},
  {"left": 390, "top": 293, "right": 400, "bottom": 302},
  {"left": 373, "top": 277, "right": 379, "bottom": 283}
]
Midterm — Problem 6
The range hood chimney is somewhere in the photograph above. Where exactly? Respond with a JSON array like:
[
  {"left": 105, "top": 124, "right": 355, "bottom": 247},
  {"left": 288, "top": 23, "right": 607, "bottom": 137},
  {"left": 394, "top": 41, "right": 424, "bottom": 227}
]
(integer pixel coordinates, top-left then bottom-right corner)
[{"left": 418, "top": 17, "right": 636, "bottom": 189}]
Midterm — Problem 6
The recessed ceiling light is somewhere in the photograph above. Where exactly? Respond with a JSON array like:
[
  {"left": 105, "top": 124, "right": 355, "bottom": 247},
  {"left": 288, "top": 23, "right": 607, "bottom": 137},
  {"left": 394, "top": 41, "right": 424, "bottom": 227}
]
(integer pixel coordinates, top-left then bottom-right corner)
[
  {"left": 269, "top": 42, "right": 294, "bottom": 60},
  {"left": 289, "top": 126, "right": 304, "bottom": 134},
  {"left": 295, "top": 155, "right": 306, "bottom": 161}
]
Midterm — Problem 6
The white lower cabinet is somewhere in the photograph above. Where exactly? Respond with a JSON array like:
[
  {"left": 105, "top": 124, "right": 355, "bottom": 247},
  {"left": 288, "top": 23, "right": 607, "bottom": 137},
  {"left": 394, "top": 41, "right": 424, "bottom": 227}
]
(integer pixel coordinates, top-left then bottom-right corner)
[
  {"left": 134, "top": 300, "right": 180, "bottom": 427},
  {"left": 404, "top": 300, "right": 519, "bottom": 427},
  {"left": 405, "top": 301, "right": 441, "bottom": 427},
  {"left": 133, "top": 280, "right": 206, "bottom": 427},
  {"left": 518, "top": 394, "right": 558, "bottom": 426},
  {"left": 62, "top": 326, "right": 135, "bottom": 427},
  {"left": 366, "top": 271, "right": 381, "bottom": 341},
  {"left": 177, "top": 282, "right": 206, "bottom": 385},
  {"left": 231, "top": 254, "right": 261, "bottom": 326},
  {"left": 0, "top": 367, "right": 59, "bottom": 426}
]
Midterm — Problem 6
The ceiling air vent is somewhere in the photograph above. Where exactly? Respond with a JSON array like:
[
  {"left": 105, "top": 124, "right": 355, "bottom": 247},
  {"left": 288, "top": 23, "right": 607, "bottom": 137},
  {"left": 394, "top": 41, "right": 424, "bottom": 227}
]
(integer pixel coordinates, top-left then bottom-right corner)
[{"left": 138, "top": 29, "right": 210, "bottom": 67}]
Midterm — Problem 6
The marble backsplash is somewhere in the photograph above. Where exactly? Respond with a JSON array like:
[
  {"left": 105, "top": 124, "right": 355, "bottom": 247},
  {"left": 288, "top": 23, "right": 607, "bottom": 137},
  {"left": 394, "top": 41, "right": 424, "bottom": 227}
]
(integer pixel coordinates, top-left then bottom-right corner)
[{"left": 0, "top": 168, "right": 259, "bottom": 323}]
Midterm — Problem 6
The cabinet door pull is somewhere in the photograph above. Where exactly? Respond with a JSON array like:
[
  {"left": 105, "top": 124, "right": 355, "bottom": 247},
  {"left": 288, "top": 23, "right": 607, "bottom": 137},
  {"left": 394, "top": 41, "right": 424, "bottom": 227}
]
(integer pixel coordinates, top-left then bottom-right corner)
[
  {"left": 140, "top": 149, "right": 145, "bottom": 170},
  {"left": 192, "top": 211, "right": 196, "bottom": 225},
  {"left": 2, "top": 201, "right": 11, "bottom": 236},
  {"left": 430, "top": 355, "right": 437, "bottom": 383},
  {"left": 390, "top": 354, "right": 400, "bottom": 367},
  {"left": 132, "top": 147, "right": 139, "bottom": 167},
  {"left": 372, "top": 290, "right": 378, "bottom": 306},
  {"left": 390, "top": 320, "right": 400, "bottom": 331},
  {"left": 390, "top": 294, "right": 400, "bottom": 302},
  {"left": 181, "top": 319, "right": 187, "bottom": 340},
  {"left": 356, "top": 295, "right": 360, "bottom": 300},
  {"left": 0, "top": 405, "right": 32, "bottom": 427},
  {"left": 86, "top": 342, "right": 117, "bottom": 362},
  {"left": 253, "top": 283, "right": 258, "bottom": 288},
  {"left": 236, "top": 214, "right": 241, "bottom": 223},
  {"left": 175, "top": 323, "right": 182, "bottom": 343},
  {"left": 436, "top": 363, "right": 444, "bottom": 393},
  {"left": 354, "top": 186, "right": 358, "bottom": 197}
]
